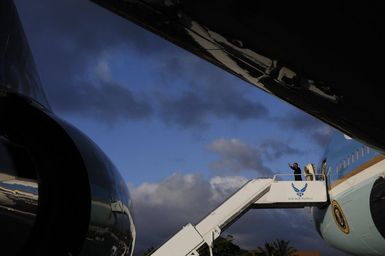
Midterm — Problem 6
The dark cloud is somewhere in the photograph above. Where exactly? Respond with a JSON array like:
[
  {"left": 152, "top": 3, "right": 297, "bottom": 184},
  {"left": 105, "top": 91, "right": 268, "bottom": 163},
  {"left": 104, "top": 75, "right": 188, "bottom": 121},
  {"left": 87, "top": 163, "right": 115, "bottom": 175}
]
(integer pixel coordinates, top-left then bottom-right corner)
[
  {"left": 275, "top": 111, "right": 321, "bottom": 131},
  {"left": 158, "top": 86, "right": 268, "bottom": 129},
  {"left": 259, "top": 139, "right": 303, "bottom": 161},
  {"left": 15, "top": 0, "right": 171, "bottom": 58},
  {"left": 129, "top": 173, "right": 347, "bottom": 256},
  {"left": 159, "top": 90, "right": 211, "bottom": 129},
  {"left": 55, "top": 79, "right": 152, "bottom": 122},
  {"left": 226, "top": 209, "right": 347, "bottom": 255},
  {"left": 14, "top": 0, "right": 269, "bottom": 127},
  {"left": 208, "top": 138, "right": 271, "bottom": 175},
  {"left": 157, "top": 56, "right": 269, "bottom": 129},
  {"left": 14, "top": 0, "right": 168, "bottom": 122},
  {"left": 207, "top": 138, "right": 301, "bottom": 176},
  {"left": 275, "top": 111, "right": 335, "bottom": 147}
]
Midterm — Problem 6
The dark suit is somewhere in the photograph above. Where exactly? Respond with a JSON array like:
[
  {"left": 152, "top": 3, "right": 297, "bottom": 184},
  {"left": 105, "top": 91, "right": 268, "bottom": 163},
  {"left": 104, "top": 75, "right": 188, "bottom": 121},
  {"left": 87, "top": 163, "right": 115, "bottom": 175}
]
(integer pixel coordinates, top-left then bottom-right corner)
[{"left": 290, "top": 165, "right": 302, "bottom": 181}]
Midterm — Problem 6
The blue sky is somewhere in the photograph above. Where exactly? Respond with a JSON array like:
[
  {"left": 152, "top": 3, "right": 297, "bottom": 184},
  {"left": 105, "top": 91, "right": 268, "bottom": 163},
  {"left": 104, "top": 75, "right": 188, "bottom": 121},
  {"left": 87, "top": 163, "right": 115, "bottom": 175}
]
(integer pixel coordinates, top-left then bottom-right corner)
[{"left": 15, "top": 1, "right": 346, "bottom": 255}]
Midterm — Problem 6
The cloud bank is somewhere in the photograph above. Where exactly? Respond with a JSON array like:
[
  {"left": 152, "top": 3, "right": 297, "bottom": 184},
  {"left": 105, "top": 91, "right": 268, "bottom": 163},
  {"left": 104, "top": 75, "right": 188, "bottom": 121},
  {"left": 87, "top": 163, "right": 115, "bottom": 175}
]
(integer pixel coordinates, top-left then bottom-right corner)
[
  {"left": 15, "top": 0, "right": 269, "bottom": 128},
  {"left": 130, "top": 173, "right": 346, "bottom": 255}
]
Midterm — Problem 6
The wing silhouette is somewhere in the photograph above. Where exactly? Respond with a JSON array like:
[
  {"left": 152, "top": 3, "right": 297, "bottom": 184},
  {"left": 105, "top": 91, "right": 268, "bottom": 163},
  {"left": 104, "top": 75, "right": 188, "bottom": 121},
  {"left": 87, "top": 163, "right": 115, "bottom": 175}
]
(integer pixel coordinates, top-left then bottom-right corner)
[
  {"left": 91, "top": 0, "right": 385, "bottom": 154},
  {"left": 301, "top": 183, "right": 308, "bottom": 193},
  {"left": 291, "top": 183, "right": 299, "bottom": 192}
]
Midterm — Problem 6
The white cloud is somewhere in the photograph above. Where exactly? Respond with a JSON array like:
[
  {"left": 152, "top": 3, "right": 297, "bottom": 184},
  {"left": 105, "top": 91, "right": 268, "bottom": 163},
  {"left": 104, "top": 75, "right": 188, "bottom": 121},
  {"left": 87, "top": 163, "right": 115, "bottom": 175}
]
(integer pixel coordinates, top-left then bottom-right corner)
[
  {"left": 208, "top": 138, "right": 270, "bottom": 175},
  {"left": 130, "top": 173, "right": 250, "bottom": 253},
  {"left": 207, "top": 138, "right": 301, "bottom": 176},
  {"left": 210, "top": 175, "right": 248, "bottom": 201}
]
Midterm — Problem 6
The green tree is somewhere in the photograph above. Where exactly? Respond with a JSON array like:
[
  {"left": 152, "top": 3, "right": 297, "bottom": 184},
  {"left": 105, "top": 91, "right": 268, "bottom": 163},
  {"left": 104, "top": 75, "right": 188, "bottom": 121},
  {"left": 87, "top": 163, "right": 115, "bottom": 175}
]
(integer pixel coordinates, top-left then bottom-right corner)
[
  {"left": 271, "top": 239, "right": 297, "bottom": 256},
  {"left": 255, "top": 242, "right": 275, "bottom": 256},
  {"left": 141, "top": 237, "right": 297, "bottom": 256},
  {"left": 199, "top": 235, "right": 250, "bottom": 256},
  {"left": 254, "top": 239, "right": 297, "bottom": 256}
]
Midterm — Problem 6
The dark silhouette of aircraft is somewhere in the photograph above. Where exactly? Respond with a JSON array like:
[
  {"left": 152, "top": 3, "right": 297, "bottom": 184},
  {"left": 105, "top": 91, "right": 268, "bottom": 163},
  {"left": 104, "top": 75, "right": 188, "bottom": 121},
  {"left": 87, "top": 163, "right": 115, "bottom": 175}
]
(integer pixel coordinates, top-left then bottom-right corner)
[{"left": 1, "top": 0, "right": 384, "bottom": 255}]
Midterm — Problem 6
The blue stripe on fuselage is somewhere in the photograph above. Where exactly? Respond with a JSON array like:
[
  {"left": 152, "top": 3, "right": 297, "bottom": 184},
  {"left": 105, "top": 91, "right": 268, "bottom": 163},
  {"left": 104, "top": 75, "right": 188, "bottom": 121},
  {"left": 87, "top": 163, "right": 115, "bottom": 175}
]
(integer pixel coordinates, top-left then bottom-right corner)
[{"left": 320, "top": 133, "right": 381, "bottom": 187}]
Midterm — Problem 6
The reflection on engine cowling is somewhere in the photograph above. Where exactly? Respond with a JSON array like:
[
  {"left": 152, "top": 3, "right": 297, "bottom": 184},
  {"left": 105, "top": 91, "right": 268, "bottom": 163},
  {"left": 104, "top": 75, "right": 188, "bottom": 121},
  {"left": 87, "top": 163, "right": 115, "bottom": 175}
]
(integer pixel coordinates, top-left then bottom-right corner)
[
  {"left": 59, "top": 121, "right": 136, "bottom": 256},
  {"left": 0, "top": 136, "right": 38, "bottom": 256},
  {"left": 1, "top": 93, "right": 135, "bottom": 255}
]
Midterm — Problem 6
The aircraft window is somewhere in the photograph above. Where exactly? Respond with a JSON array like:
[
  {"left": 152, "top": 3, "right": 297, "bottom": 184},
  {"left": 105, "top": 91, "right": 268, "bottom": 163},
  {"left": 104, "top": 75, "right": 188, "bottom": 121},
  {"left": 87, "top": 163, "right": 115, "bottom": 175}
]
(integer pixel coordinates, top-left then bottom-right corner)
[
  {"left": 356, "top": 149, "right": 359, "bottom": 160},
  {"left": 343, "top": 159, "right": 346, "bottom": 168},
  {"left": 362, "top": 146, "right": 365, "bottom": 157},
  {"left": 347, "top": 157, "right": 350, "bottom": 166}
]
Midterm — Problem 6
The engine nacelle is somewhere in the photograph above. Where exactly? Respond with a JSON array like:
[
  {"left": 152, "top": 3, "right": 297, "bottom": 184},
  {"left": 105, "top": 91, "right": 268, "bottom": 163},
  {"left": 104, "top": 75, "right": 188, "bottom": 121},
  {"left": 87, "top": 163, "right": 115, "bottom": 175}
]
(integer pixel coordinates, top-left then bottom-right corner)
[{"left": 0, "top": 92, "right": 135, "bottom": 255}]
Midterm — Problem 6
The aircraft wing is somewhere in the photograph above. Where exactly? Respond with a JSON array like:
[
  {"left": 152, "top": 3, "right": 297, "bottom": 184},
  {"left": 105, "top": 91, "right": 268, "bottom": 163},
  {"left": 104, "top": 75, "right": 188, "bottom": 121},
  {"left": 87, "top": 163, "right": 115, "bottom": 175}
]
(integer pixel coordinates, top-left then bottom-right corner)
[{"left": 91, "top": 1, "right": 385, "bottom": 152}]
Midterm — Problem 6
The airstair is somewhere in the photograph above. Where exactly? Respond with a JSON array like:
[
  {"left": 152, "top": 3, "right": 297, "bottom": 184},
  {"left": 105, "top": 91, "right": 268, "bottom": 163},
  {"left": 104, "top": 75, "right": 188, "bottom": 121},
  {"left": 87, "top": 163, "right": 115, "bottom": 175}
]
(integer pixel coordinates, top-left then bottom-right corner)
[{"left": 149, "top": 174, "right": 328, "bottom": 256}]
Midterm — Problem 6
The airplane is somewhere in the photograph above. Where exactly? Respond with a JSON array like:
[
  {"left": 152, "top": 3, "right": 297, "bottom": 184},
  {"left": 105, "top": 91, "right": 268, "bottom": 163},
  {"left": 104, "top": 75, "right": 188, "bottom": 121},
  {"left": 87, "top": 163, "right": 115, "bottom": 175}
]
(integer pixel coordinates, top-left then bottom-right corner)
[
  {"left": 312, "top": 132, "right": 385, "bottom": 255},
  {"left": 0, "top": 1, "right": 135, "bottom": 255},
  {"left": 87, "top": 1, "right": 385, "bottom": 255},
  {"left": 1, "top": 0, "right": 384, "bottom": 255}
]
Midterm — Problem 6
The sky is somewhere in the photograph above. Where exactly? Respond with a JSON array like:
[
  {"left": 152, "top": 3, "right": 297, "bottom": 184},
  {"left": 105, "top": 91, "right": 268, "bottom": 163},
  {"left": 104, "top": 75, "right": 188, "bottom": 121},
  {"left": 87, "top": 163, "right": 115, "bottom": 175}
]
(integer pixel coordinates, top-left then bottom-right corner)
[{"left": 14, "top": 1, "right": 346, "bottom": 255}]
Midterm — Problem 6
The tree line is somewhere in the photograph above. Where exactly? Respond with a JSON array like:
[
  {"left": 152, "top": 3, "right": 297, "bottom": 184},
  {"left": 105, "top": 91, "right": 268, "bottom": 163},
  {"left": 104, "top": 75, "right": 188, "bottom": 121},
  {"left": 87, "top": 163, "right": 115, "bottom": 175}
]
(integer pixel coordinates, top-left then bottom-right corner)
[{"left": 141, "top": 235, "right": 298, "bottom": 256}]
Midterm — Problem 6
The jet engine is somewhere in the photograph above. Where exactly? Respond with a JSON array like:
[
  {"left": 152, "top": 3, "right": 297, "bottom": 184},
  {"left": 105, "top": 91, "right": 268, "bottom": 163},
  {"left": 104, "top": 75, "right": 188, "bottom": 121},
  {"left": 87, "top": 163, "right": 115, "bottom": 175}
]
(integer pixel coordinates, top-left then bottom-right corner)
[{"left": 0, "top": 92, "right": 135, "bottom": 256}]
